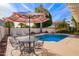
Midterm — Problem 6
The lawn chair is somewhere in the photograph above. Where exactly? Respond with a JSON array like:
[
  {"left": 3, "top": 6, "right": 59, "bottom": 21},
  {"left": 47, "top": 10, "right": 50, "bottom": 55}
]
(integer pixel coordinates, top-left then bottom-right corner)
[
  {"left": 9, "top": 37, "right": 24, "bottom": 56},
  {"left": 33, "top": 39, "right": 46, "bottom": 56}
]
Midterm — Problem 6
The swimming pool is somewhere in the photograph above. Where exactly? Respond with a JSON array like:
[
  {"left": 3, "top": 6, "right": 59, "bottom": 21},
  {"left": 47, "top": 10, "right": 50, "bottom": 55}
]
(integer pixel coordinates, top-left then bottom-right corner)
[{"left": 36, "top": 34, "right": 68, "bottom": 42}]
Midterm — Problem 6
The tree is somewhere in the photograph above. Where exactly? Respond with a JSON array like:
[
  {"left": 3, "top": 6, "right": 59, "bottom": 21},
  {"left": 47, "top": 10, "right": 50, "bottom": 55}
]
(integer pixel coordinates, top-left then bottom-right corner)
[
  {"left": 4, "top": 21, "right": 14, "bottom": 36},
  {"left": 34, "top": 4, "right": 52, "bottom": 28},
  {"left": 56, "top": 21, "right": 67, "bottom": 29},
  {"left": 55, "top": 18, "right": 68, "bottom": 32},
  {"left": 64, "top": 16, "right": 77, "bottom": 33},
  {"left": 67, "top": 16, "right": 77, "bottom": 33},
  {"left": 71, "top": 16, "right": 77, "bottom": 31},
  {"left": 19, "top": 23, "right": 29, "bottom": 28}
]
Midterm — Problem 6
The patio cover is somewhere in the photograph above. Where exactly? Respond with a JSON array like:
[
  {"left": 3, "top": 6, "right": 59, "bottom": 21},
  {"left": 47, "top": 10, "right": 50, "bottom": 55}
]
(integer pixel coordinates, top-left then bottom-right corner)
[
  {"left": 4, "top": 12, "right": 48, "bottom": 35},
  {"left": 4, "top": 13, "right": 48, "bottom": 53},
  {"left": 4, "top": 13, "right": 48, "bottom": 23}
]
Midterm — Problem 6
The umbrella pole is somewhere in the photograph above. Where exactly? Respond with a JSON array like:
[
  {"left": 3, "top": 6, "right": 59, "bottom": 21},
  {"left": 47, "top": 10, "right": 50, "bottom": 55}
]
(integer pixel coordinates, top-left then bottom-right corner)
[
  {"left": 28, "top": 16, "right": 31, "bottom": 53},
  {"left": 29, "top": 16, "right": 30, "bottom": 41}
]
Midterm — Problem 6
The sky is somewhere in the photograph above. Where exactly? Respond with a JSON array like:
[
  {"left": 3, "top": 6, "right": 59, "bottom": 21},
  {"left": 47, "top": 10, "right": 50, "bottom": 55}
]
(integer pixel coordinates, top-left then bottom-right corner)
[{"left": 0, "top": 3, "right": 72, "bottom": 22}]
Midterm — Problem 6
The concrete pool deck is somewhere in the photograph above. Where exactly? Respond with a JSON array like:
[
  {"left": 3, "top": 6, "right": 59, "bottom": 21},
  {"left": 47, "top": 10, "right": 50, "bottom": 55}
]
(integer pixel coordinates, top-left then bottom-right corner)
[
  {"left": 43, "top": 37, "right": 79, "bottom": 56},
  {"left": 5, "top": 36, "right": 79, "bottom": 56}
]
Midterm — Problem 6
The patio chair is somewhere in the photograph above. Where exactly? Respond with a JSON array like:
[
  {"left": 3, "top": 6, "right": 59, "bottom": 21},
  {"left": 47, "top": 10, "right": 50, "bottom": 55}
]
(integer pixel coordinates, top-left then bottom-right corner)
[
  {"left": 33, "top": 37, "right": 48, "bottom": 56},
  {"left": 9, "top": 37, "right": 24, "bottom": 56},
  {"left": 34, "top": 40, "right": 49, "bottom": 56},
  {"left": 33, "top": 40, "right": 45, "bottom": 55},
  {"left": 34, "top": 40, "right": 44, "bottom": 49}
]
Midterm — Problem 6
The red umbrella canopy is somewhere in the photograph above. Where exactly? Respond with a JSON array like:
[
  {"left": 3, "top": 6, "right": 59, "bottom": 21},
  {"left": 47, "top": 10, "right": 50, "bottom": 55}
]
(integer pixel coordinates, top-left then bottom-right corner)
[{"left": 4, "top": 12, "right": 48, "bottom": 23}]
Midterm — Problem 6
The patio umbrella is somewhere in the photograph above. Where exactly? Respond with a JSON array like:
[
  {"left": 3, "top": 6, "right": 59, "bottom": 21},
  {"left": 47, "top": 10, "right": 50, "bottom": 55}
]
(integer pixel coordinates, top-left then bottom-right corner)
[
  {"left": 4, "top": 13, "right": 48, "bottom": 23},
  {"left": 4, "top": 13, "right": 48, "bottom": 35},
  {"left": 4, "top": 12, "right": 48, "bottom": 50}
]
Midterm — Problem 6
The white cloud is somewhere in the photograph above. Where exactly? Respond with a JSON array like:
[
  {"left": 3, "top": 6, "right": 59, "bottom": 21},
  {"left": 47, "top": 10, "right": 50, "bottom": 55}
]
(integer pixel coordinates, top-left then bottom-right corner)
[
  {"left": 0, "top": 3, "right": 10, "bottom": 7},
  {"left": 0, "top": 3, "right": 13, "bottom": 19}
]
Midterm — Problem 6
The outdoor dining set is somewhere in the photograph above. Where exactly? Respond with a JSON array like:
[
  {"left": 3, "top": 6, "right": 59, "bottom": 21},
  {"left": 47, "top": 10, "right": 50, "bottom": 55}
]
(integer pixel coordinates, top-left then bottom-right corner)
[
  {"left": 9, "top": 35, "right": 46, "bottom": 56},
  {"left": 5, "top": 13, "right": 48, "bottom": 56}
]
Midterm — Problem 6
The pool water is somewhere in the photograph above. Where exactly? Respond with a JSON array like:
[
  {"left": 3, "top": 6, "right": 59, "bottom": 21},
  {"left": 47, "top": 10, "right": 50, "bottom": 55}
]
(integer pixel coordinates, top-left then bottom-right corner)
[{"left": 36, "top": 34, "right": 68, "bottom": 42}]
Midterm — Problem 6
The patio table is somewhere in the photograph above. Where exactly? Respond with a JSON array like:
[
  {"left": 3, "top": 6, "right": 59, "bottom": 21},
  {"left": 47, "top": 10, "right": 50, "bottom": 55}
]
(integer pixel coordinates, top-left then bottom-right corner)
[{"left": 15, "top": 36, "right": 38, "bottom": 55}]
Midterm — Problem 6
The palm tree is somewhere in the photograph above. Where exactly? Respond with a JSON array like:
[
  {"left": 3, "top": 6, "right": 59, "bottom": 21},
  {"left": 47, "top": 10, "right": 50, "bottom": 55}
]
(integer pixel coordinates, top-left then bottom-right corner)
[
  {"left": 65, "top": 16, "right": 77, "bottom": 33},
  {"left": 71, "top": 16, "right": 77, "bottom": 31},
  {"left": 4, "top": 21, "right": 14, "bottom": 36}
]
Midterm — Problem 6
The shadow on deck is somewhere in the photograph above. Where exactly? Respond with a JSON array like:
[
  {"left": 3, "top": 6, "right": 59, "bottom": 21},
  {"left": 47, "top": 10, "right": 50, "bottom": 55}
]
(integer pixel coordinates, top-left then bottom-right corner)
[{"left": 0, "top": 35, "right": 8, "bottom": 56}]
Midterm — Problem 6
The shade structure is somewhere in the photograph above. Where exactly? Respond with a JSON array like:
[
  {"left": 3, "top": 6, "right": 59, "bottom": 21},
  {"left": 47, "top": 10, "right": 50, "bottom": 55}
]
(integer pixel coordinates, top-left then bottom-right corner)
[
  {"left": 4, "top": 12, "right": 48, "bottom": 33},
  {"left": 4, "top": 12, "right": 48, "bottom": 39},
  {"left": 4, "top": 12, "right": 48, "bottom": 34},
  {"left": 4, "top": 13, "right": 48, "bottom": 23},
  {"left": 4, "top": 12, "right": 48, "bottom": 54}
]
